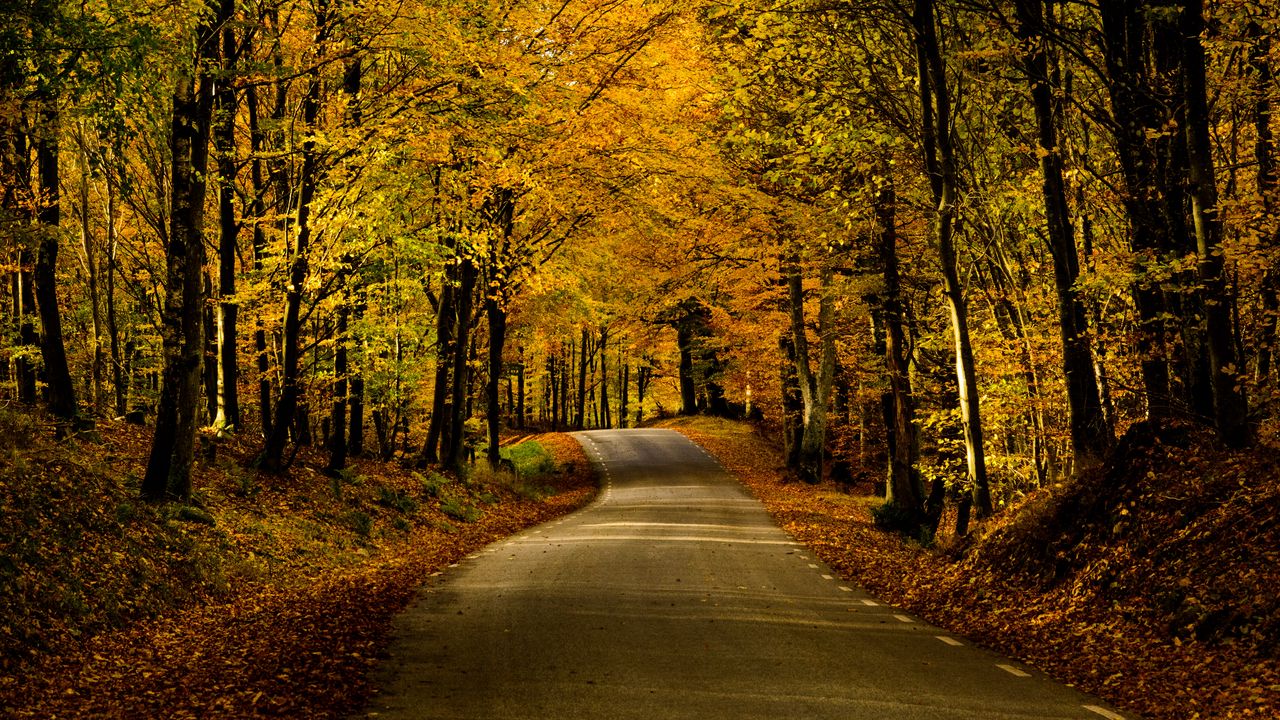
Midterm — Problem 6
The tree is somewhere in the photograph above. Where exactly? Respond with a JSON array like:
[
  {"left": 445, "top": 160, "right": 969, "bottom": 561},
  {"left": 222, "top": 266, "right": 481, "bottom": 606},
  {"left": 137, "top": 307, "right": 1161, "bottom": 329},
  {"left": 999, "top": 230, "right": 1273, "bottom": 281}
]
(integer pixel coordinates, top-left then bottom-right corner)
[{"left": 143, "top": 0, "right": 231, "bottom": 500}]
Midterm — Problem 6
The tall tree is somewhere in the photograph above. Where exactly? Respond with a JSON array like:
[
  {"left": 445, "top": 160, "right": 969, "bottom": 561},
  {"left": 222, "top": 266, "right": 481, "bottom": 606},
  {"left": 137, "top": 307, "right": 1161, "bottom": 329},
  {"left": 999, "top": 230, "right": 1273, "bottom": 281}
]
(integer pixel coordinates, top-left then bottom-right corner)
[
  {"left": 143, "top": 0, "right": 230, "bottom": 500},
  {"left": 1179, "top": 0, "right": 1250, "bottom": 446},
  {"left": 1011, "top": 0, "right": 1111, "bottom": 466},
  {"left": 31, "top": 0, "right": 78, "bottom": 424},
  {"left": 258, "top": 0, "right": 331, "bottom": 472},
  {"left": 912, "top": 0, "right": 992, "bottom": 519}
]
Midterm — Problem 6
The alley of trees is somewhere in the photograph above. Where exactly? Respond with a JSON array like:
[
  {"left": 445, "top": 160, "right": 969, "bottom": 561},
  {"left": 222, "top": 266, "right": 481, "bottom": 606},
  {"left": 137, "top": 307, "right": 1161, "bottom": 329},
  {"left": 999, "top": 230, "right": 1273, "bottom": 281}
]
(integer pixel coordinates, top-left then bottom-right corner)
[{"left": 3, "top": 0, "right": 1278, "bottom": 537}]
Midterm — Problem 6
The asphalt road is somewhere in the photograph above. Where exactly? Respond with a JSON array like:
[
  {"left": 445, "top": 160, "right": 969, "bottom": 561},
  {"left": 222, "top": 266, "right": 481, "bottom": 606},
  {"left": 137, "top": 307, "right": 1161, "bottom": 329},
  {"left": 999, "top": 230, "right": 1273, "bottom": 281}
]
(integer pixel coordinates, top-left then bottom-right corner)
[{"left": 362, "top": 428, "right": 1130, "bottom": 719}]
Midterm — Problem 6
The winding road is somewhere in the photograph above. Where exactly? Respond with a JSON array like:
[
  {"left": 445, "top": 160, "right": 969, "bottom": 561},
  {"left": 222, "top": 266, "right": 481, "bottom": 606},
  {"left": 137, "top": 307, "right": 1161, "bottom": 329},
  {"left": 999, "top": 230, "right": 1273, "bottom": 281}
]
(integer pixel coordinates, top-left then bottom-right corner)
[{"left": 362, "top": 429, "right": 1129, "bottom": 719}]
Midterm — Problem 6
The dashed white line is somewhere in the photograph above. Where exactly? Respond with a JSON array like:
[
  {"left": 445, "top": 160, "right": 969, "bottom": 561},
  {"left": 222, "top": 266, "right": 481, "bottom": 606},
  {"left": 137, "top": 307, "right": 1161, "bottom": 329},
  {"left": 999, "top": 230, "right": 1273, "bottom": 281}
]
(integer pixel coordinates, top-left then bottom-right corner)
[
  {"left": 893, "top": 614, "right": 913, "bottom": 623},
  {"left": 821, "top": 574, "right": 834, "bottom": 580},
  {"left": 997, "top": 664, "right": 1031, "bottom": 678},
  {"left": 807, "top": 563, "right": 819, "bottom": 569},
  {"left": 1082, "top": 705, "right": 1126, "bottom": 720},
  {"left": 838, "top": 586, "right": 852, "bottom": 592},
  {"left": 935, "top": 636, "right": 962, "bottom": 646},
  {"left": 860, "top": 599, "right": 879, "bottom": 606}
]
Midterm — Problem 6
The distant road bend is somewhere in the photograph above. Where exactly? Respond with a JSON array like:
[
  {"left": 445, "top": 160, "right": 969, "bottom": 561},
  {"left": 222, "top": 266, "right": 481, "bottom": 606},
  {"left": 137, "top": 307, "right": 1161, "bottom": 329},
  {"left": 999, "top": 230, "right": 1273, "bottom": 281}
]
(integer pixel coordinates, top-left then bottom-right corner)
[{"left": 363, "top": 428, "right": 1130, "bottom": 720}]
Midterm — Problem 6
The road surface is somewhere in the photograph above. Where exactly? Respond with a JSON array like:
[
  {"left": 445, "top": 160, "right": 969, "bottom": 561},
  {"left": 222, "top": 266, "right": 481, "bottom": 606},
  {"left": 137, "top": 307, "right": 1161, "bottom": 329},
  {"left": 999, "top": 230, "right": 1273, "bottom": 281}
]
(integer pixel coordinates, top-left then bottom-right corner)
[{"left": 362, "top": 429, "right": 1129, "bottom": 719}]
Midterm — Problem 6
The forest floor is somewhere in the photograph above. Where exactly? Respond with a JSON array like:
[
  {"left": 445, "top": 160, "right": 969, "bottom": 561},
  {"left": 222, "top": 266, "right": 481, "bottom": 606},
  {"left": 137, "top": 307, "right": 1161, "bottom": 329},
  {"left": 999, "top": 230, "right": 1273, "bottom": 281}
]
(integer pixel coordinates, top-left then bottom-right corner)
[
  {"left": 657, "top": 416, "right": 1280, "bottom": 720},
  {"left": 0, "top": 409, "right": 596, "bottom": 718}
]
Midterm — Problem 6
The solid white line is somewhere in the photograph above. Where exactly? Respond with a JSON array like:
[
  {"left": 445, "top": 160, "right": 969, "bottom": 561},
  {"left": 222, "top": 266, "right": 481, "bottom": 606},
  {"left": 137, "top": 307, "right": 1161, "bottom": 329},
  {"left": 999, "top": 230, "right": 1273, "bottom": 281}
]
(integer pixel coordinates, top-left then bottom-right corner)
[
  {"left": 861, "top": 599, "right": 879, "bottom": 606},
  {"left": 997, "top": 664, "right": 1031, "bottom": 678},
  {"left": 893, "top": 614, "right": 913, "bottom": 623},
  {"left": 514, "top": 536, "right": 794, "bottom": 545},
  {"left": 1082, "top": 705, "right": 1126, "bottom": 720},
  {"left": 935, "top": 636, "right": 962, "bottom": 646}
]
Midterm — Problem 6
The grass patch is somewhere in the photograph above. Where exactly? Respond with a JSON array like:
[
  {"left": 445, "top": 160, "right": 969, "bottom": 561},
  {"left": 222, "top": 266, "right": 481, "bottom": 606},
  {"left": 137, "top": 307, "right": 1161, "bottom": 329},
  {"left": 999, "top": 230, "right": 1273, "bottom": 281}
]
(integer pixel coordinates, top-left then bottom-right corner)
[
  {"left": 439, "top": 495, "right": 481, "bottom": 523},
  {"left": 501, "top": 440, "right": 557, "bottom": 478}
]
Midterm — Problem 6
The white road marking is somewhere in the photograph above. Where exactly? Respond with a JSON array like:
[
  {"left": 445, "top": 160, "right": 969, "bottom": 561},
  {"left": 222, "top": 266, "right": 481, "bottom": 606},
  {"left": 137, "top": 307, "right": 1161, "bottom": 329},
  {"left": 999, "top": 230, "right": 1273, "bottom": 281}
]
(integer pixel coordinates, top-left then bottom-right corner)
[
  {"left": 586, "top": 522, "right": 762, "bottom": 531},
  {"left": 821, "top": 574, "right": 834, "bottom": 580},
  {"left": 997, "top": 664, "right": 1031, "bottom": 678},
  {"left": 1083, "top": 705, "right": 1126, "bottom": 720},
  {"left": 860, "top": 599, "right": 879, "bottom": 606},
  {"left": 893, "top": 614, "right": 913, "bottom": 623},
  {"left": 514, "top": 536, "right": 794, "bottom": 545},
  {"left": 935, "top": 636, "right": 962, "bottom": 646},
  {"left": 838, "top": 586, "right": 852, "bottom": 592},
  {"left": 808, "top": 563, "right": 819, "bottom": 569}
]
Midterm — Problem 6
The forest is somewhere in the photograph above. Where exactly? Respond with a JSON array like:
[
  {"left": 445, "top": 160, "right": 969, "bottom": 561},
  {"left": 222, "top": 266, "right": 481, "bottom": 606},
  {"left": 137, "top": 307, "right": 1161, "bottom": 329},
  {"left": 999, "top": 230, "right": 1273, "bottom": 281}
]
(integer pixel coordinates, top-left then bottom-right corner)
[{"left": 2, "top": 0, "right": 1279, "bottom": 716}]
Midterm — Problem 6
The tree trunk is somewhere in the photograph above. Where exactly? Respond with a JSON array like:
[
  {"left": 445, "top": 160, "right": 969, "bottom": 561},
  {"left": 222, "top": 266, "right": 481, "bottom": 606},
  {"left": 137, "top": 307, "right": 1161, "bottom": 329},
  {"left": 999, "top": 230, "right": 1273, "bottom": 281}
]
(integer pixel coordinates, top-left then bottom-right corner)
[
  {"left": 516, "top": 345, "right": 526, "bottom": 429},
  {"left": 105, "top": 165, "right": 126, "bottom": 416},
  {"left": 875, "top": 178, "right": 924, "bottom": 528},
  {"left": 143, "top": 0, "right": 225, "bottom": 499},
  {"left": 575, "top": 326, "right": 590, "bottom": 429},
  {"left": 442, "top": 255, "right": 476, "bottom": 469},
  {"left": 214, "top": 19, "right": 240, "bottom": 432},
  {"left": 675, "top": 319, "right": 697, "bottom": 416},
  {"left": 246, "top": 82, "right": 272, "bottom": 438},
  {"left": 258, "top": 3, "right": 329, "bottom": 472},
  {"left": 778, "top": 332, "right": 805, "bottom": 471},
  {"left": 203, "top": 274, "right": 218, "bottom": 424},
  {"left": 1099, "top": 0, "right": 1176, "bottom": 421},
  {"left": 1181, "top": 0, "right": 1250, "bottom": 446},
  {"left": 349, "top": 301, "right": 365, "bottom": 456},
  {"left": 619, "top": 360, "right": 629, "bottom": 429},
  {"left": 1014, "top": 0, "right": 1111, "bottom": 467},
  {"left": 327, "top": 300, "right": 349, "bottom": 473},
  {"left": 786, "top": 258, "right": 835, "bottom": 484},
  {"left": 914, "top": 0, "right": 991, "bottom": 517},
  {"left": 421, "top": 269, "right": 455, "bottom": 466},
  {"left": 599, "top": 325, "right": 611, "bottom": 429},
  {"left": 75, "top": 126, "right": 104, "bottom": 414},
  {"left": 485, "top": 297, "right": 507, "bottom": 468},
  {"left": 636, "top": 364, "right": 651, "bottom": 426},
  {"left": 32, "top": 27, "right": 78, "bottom": 423},
  {"left": 1250, "top": 26, "right": 1279, "bottom": 383}
]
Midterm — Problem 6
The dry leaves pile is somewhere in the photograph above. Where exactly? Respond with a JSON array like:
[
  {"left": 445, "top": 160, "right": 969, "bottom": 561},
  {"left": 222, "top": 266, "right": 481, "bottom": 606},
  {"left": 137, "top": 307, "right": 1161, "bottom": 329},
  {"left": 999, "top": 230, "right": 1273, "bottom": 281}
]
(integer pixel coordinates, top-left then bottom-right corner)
[
  {"left": 661, "top": 416, "right": 1280, "bottom": 720},
  {"left": 0, "top": 419, "right": 594, "bottom": 718}
]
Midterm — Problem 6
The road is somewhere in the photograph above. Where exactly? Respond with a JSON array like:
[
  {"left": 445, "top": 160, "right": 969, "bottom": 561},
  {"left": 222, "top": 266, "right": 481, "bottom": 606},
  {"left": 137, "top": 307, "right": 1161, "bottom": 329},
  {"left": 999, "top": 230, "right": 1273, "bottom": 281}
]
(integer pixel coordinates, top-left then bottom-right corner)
[{"left": 362, "top": 428, "right": 1129, "bottom": 719}]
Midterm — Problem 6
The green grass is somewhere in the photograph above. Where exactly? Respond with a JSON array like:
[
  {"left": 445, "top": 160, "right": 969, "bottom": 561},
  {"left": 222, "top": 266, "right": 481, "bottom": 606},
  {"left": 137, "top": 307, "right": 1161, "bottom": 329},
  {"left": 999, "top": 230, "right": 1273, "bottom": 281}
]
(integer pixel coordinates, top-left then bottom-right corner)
[{"left": 500, "top": 440, "right": 557, "bottom": 478}]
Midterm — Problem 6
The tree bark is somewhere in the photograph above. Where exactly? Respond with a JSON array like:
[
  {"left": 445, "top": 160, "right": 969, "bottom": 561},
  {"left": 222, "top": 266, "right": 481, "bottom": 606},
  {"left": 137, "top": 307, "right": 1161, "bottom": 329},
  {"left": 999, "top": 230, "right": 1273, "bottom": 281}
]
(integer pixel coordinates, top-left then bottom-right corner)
[
  {"left": 1180, "top": 0, "right": 1250, "bottom": 446},
  {"left": 421, "top": 265, "right": 456, "bottom": 466},
  {"left": 485, "top": 298, "right": 507, "bottom": 468},
  {"left": 105, "top": 162, "right": 126, "bottom": 416},
  {"left": 875, "top": 177, "right": 924, "bottom": 527},
  {"left": 246, "top": 82, "right": 272, "bottom": 438},
  {"left": 675, "top": 314, "right": 697, "bottom": 416},
  {"left": 914, "top": 0, "right": 991, "bottom": 518},
  {"left": 575, "top": 326, "right": 590, "bottom": 428},
  {"left": 619, "top": 360, "right": 629, "bottom": 429},
  {"left": 516, "top": 345, "right": 526, "bottom": 429},
  {"left": 598, "top": 325, "right": 611, "bottom": 429},
  {"left": 327, "top": 300, "right": 349, "bottom": 473},
  {"left": 143, "top": 0, "right": 225, "bottom": 499},
  {"left": 1014, "top": 0, "right": 1111, "bottom": 467},
  {"left": 214, "top": 17, "right": 240, "bottom": 432},
  {"left": 258, "top": 1, "right": 329, "bottom": 471},
  {"left": 1098, "top": 0, "right": 1176, "bottom": 421},
  {"left": 785, "top": 256, "right": 835, "bottom": 484},
  {"left": 75, "top": 126, "right": 104, "bottom": 414},
  {"left": 31, "top": 7, "right": 78, "bottom": 423},
  {"left": 442, "top": 254, "right": 476, "bottom": 469}
]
